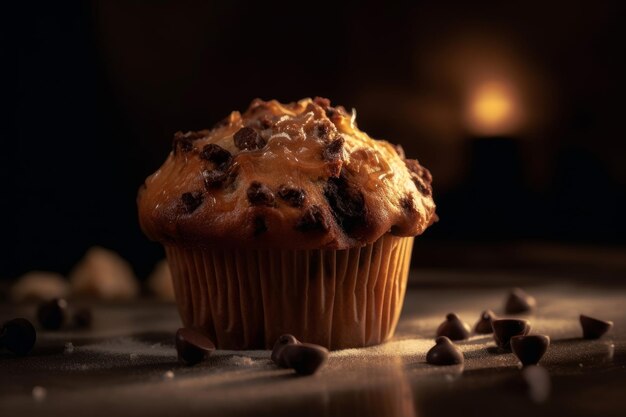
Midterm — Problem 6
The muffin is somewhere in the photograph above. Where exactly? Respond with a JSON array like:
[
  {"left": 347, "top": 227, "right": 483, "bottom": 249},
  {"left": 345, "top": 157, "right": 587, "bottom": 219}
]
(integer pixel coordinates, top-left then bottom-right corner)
[{"left": 137, "top": 97, "right": 436, "bottom": 350}]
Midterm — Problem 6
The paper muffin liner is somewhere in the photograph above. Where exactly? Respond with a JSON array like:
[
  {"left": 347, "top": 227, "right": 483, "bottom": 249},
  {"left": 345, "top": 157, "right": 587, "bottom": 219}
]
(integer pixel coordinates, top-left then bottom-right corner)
[{"left": 165, "top": 234, "right": 414, "bottom": 350}]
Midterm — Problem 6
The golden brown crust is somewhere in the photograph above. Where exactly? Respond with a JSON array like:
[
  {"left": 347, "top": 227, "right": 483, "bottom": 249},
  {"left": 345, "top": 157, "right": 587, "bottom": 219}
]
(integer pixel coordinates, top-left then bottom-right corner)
[{"left": 137, "top": 98, "right": 436, "bottom": 249}]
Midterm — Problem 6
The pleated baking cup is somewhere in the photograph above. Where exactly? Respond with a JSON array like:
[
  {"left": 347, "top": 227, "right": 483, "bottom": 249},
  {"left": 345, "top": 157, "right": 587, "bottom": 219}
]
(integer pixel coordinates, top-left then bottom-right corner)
[{"left": 165, "top": 234, "right": 414, "bottom": 350}]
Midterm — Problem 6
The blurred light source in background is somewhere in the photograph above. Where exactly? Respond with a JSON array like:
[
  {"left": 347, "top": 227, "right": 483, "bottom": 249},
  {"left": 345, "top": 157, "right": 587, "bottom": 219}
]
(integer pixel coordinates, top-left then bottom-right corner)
[
  {"left": 6, "top": 2, "right": 624, "bottom": 279},
  {"left": 395, "top": 29, "right": 554, "bottom": 193},
  {"left": 465, "top": 81, "right": 522, "bottom": 136},
  {"left": 414, "top": 31, "right": 549, "bottom": 136}
]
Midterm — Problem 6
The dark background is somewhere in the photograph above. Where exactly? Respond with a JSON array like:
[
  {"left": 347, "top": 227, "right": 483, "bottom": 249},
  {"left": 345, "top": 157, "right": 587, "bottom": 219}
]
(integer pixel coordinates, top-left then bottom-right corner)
[{"left": 3, "top": 0, "right": 625, "bottom": 280}]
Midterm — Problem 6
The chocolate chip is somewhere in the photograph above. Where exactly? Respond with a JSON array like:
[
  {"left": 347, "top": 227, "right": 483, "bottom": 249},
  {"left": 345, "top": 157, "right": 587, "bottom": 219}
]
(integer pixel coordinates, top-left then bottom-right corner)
[
  {"left": 412, "top": 176, "right": 432, "bottom": 196},
  {"left": 579, "top": 314, "right": 613, "bottom": 339},
  {"left": 436, "top": 313, "right": 471, "bottom": 341},
  {"left": 492, "top": 319, "right": 531, "bottom": 350},
  {"left": 175, "top": 139, "right": 193, "bottom": 153},
  {"left": 504, "top": 288, "right": 536, "bottom": 314},
  {"left": 253, "top": 216, "right": 268, "bottom": 236},
  {"left": 278, "top": 185, "right": 306, "bottom": 207},
  {"left": 399, "top": 194, "right": 416, "bottom": 213},
  {"left": 322, "top": 137, "right": 345, "bottom": 177},
  {"left": 511, "top": 335, "right": 550, "bottom": 366},
  {"left": 324, "top": 105, "right": 346, "bottom": 120},
  {"left": 246, "top": 182, "right": 275, "bottom": 206},
  {"left": 317, "top": 123, "right": 331, "bottom": 139},
  {"left": 311, "top": 119, "right": 335, "bottom": 141},
  {"left": 394, "top": 144, "right": 406, "bottom": 159},
  {"left": 175, "top": 328, "right": 216, "bottom": 366},
  {"left": 37, "top": 298, "right": 68, "bottom": 330},
  {"left": 181, "top": 191, "right": 204, "bottom": 213},
  {"left": 404, "top": 158, "right": 418, "bottom": 173},
  {"left": 271, "top": 334, "right": 300, "bottom": 366},
  {"left": 73, "top": 308, "right": 92, "bottom": 329},
  {"left": 426, "top": 336, "right": 464, "bottom": 366},
  {"left": 313, "top": 97, "right": 331, "bottom": 109},
  {"left": 234, "top": 127, "right": 266, "bottom": 151},
  {"left": 203, "top": 165, "right": 238, "bottom": 191},
  {"left": 405, "top": 161, "right": 432, "bottom": 184},
  {"left": 323, "top": 172, "right": 368, "bottom": 236},
  {"left": 405, "top": 159, "right": 433, "bottom": 196},
  {"left": 279, "top": 343, "right": 329, "bottom": 376},
  {"left": 521, "top": 365, "right": 551, "bottom": 403},
  {"left": 172, "top": 131, "right": 203, "bottom": 154},
  {"left": 259, "top": 115, "right": 273, "bottom": 129},
  {"left": 0, "top": 318, "right": 36, "bottom": 355},
  {"left": 202, "top": 169, "right": 228, "bottom": 189},
  {"left": 296, "top": 206, "right": 330, "bottom": 232},
  {"left": 172, "top": 134, "right": 193, "bottom": 154},
  {"left": 404, "top": 159, "right": 424, "bottom": 176},
  {"left": 474, "top": 310, "right": 496, "bottom": 334},
  {"left": 322, "top": 136, "right": 344, "bottom": 162},
  {"left": 421, "top": 166, "right": 433, "bottom": 184},
  {"left": 200, "top": 144, "right": 232, "bottom": 168}
]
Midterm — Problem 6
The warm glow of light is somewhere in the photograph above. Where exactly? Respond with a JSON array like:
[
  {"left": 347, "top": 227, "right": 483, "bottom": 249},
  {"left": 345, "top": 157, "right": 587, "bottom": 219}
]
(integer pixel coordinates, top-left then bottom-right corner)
[
  {"left": 472, "top": 84, "right": 512, "bottom": 126},
  {"left": 466, "top": 81, "right": 522, "bottom": 135}
]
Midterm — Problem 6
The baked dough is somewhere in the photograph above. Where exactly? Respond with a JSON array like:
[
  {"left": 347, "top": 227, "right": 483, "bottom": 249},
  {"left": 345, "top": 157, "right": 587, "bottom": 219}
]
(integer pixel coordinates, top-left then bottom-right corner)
[{"left": 138, "top": 98, "right": 436, "bottom": 250}]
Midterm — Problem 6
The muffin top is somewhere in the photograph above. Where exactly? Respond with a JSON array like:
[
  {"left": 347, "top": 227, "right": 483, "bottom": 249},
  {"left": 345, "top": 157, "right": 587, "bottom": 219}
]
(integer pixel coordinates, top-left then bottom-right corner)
[{"left": 137, "top": 98, "right": 436, "bottom": 250}]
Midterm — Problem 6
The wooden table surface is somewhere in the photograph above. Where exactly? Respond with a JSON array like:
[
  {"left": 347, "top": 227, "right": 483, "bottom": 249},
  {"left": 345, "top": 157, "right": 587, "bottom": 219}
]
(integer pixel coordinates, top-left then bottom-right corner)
[{"left": 1, "top": 270, "right": 625, "bottom": 417}]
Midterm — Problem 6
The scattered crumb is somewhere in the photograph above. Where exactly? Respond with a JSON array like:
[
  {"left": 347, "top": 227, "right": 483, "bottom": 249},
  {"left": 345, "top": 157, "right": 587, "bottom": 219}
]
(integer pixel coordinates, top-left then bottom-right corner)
[
  {"left": 70, "top": 246, "right": 139, "bottom": 300},
  {"left": 81, "top": 338, "right": 175, "bottom": 358},
  {"left": 32, "top": 386, "right": 47, "bottom": 402},
  {"left": 578, "top": 363, "right": 584, "bottom": 367},
  {"left": 214, "top": 350, "right": 268, "bottom": 359},
  {"left": 163, "top": 370, "right": 175, "bottom": 379},
  {"left": 11, "top": 271, "right": 69, "bottom": 302},
  {"left": 229, "top": 356, "right": 255, "bottom": 366},
  {"left": 64, "top": 342, "right": 74, "bottom": 354},
  {"left": 332, "top": 338, "right": 434, "bottom": 359}
]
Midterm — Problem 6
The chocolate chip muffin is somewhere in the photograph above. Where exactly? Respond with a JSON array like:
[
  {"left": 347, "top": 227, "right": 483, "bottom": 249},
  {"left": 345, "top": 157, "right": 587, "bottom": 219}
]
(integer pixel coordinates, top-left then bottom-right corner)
[{"left": 138, "top": 97, "right": 436, "bottom": 349}]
